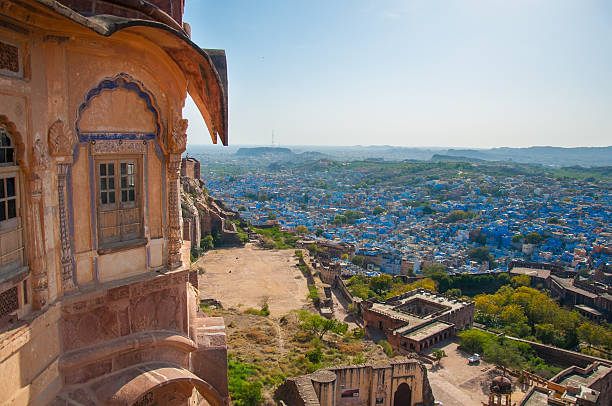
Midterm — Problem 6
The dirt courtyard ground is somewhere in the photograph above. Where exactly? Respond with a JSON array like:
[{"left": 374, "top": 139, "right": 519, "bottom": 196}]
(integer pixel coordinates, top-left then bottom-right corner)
[
  {"left": 195, "top": 244, "right": 310, "bottom": 316},
  {"left": 425, "top": 341, "right": 528, "bottom": 406}
]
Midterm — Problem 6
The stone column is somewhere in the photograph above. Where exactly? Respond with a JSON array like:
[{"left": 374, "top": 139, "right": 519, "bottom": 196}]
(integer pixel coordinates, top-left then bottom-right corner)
[
  {"left": 167, "top": 154, "right": 182, "bottom": 268},
  {"left": 28, "top": 139, "right": 51, "bottom": 310},
  {"left": 28, "top": 179, "right": 47, "bottom": 310},
  {"left": 166, "top": 115, "right": 188, "bottom": 269},
  {"left": 48, "top": 120, "right": 77, "bottom": 292}
]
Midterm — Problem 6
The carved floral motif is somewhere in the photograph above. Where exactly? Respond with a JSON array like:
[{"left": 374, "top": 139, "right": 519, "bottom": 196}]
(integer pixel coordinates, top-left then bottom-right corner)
[
  {"left": 91, "top": 140, "right": 147, "bottom": 155},
  {"left": 48, "top": 119, "right": 77, "bottom": 157}
]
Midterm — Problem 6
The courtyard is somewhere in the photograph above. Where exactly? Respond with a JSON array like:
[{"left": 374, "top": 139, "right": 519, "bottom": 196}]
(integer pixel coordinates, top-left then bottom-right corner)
[
  {"left": 195, "top": 244, "right": 310, "bottom": 316},
  {"left": 425, "top": 341, "right": 529, "bottom": 406}
]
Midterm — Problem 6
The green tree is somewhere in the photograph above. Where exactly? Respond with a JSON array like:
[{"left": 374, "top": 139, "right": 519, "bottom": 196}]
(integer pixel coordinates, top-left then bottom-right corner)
[
  {"left": 379, "top": 339, "right": 393, "bottom": 357},
  {"left": 298, "top": 311, "right": 348, "bottom": 340},
  {"left": 201, "top": 234, "right": 214, "bottom": 250},
  {"left": 524, "top": 232, "right": 543, "bottom": 244},
  {"left": 432, "top": 348, "right": 447, "bottom": 365},
  {"left": 372, "top": 206, "right": 385, "bottom": 215},
  {"left": 351, "top": 255, "right": 365, "bottom": 267},
  {"left": 421, "top": 263, "right": 448, "bottom": 275},
  {"left": 232, "top": 381, "right": 264, "bottom": 406},
  {"left": 484, "top": 339, "right": 524, "bottom": 375},
  {"left": 534, "top": 323, "right": 557, "bottom": 345},
  {"left": 511, "top": 275, "right": 531, "bottom": 287},
  {"left": 468, "top": 247, "right": 493, "bottom": 263},
  {"left": 447, "top": 288, "right": 462, "bottom": 298},
  {"left": 370, "top": 274, "right": 393, "bottom": 296},
  {"left": 458, "top": 329, "right": 493, "bottom": 354},
  {"left": 315, "top": 228, "right": 324, "bottom": 237}
]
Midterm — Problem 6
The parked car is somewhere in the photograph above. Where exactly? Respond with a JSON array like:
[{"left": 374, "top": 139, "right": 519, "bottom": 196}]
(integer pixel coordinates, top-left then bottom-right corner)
[{"left": 468, "top": 353, "right": 480, "bottom": 364}]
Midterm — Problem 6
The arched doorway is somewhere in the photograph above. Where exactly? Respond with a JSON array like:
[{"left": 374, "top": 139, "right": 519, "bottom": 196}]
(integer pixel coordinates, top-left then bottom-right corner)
[{"left": 393, "top": 382, "right": 412, "bottom": 406}]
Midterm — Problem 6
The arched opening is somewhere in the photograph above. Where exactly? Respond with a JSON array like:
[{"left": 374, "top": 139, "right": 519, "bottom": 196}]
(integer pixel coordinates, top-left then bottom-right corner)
[
  {"left": 90, "top": 362, "right": 226, "bottom": 406},
  {"left": 393, "top": 382, "right": 412, "bottom": 406}
]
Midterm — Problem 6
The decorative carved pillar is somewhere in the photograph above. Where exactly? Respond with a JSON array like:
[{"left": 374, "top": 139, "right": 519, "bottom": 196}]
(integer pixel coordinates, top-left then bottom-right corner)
[
  {"left": 167, "top": 116, "right": 188, "bottom": 268},
  {"left": 48, "top": 120, "right": 77, "bottom": 292},
  {"left": 57, "top": 163, "right": 74, "bottom": 290},
  {"left": 28, "top": 139, "right": 50, "bottom": 309},
  {"left": 167, "top": 154, "right": 182, "bottom": 268}
]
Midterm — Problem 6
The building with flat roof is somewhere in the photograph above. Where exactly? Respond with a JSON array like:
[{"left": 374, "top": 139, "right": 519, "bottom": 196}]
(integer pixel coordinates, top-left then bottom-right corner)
[{"left": 363, "top": 289, "right": 474, "bottom": 353}]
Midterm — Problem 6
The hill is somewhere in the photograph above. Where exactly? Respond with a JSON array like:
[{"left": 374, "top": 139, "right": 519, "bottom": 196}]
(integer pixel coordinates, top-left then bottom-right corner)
[{"left": 236, "top": 147, "right": 293, "bottom": 156}]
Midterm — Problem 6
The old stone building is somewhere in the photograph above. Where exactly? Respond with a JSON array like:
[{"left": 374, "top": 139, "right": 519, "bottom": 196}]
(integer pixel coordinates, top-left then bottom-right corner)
[
  {"left": 363, "top": 290, "right": 474, "bottom": 353},
  {"left": 275, "top": 359, "right": 435, "bottom": 406},
  {"left": 0, "top": 1, "right": 229, "bottom": 405}
]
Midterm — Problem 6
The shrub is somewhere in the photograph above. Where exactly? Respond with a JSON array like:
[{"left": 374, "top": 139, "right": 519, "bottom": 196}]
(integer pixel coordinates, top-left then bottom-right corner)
[{"left": 379, "top": 340, "right": 393, "bottom": 357}]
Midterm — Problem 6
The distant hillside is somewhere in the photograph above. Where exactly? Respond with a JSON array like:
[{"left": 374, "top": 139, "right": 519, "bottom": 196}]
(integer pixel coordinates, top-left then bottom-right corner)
[
  {"left": 430, "top": 154, "right": 486, "bottom": 163},
  {"left": 236, "top": 147, "right": 293, "bottom": 156},
  {"left": 444, "top": 146, "right": 612, "bottom": 167}
]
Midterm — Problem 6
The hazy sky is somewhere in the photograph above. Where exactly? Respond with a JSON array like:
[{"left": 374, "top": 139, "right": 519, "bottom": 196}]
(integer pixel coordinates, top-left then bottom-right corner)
[{"left": 182, "top": 0, "right": 612, "bottom": 148}]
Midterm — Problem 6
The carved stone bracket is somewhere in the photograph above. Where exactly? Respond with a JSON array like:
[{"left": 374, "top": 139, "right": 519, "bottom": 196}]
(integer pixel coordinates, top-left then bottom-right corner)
[
  {"left": 167, "top": 154, "right": 182, "bottom": 268},
  {"left": 169, "top": 115, "right": 188, "bottom": 154},
  {"left": 48, "top": 119, "right": 77, "bottom": 158}
]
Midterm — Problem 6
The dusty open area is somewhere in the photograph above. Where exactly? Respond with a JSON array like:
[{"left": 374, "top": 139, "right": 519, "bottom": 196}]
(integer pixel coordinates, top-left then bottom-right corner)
[
  {"left": 425, "top": 341, "right": 528, "bottom": 406},
  {"left": 196, "top": 244, "right": 310, "bottom": 316}
]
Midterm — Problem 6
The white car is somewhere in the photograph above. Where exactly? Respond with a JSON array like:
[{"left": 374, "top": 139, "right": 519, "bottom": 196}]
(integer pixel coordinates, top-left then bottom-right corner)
[{"left": 468, "top": 353, "right": 480, "bottom": 364}]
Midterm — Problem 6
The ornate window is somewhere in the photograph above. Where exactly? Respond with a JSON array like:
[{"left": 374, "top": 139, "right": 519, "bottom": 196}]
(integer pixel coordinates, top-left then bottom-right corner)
[
  {"left": 0, "top": 126, "right": 23, "bottom": 270},
  {"left": 96, "top": 158, "right": 142, "bottom": 247},
  {"left": 0, "top": 124, "right": 27, "bottom": 329},
  {"left": 0, "top": 39, "right": 22, "bottom": 78}
]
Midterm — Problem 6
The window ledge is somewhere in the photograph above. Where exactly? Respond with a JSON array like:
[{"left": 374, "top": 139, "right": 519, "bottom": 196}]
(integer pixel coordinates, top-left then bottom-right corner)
[
  {"left": 0, "top": 265, "right": 28, "bottom": 292},
  {"left": 97, "top": 238, "right": 147, "bottom": 255}
]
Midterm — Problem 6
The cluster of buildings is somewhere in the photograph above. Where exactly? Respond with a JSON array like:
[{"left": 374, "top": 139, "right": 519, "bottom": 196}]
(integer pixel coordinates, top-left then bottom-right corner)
[{"left": 204, "top": 162, "right": 611, "bottom": 277}]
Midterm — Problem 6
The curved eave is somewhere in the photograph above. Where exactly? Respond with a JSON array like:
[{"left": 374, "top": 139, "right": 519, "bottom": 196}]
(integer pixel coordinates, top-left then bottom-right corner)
[{"left": 33, "top": 0, "right": 228, "bottom": 145}]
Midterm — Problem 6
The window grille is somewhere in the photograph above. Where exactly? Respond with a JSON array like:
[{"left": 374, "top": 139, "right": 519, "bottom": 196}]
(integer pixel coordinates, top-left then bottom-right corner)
[{"left": 0, "top": 287, "right": 18, "bottom": 319}]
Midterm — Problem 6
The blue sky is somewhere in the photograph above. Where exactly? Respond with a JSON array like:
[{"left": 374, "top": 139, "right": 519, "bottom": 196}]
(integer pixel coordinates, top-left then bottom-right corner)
[{"left": 182, "top": 0, "right": 612, "bottom": 148}]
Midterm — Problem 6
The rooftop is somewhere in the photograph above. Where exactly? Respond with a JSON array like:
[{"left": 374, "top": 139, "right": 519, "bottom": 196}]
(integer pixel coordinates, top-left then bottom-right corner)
[{"left": 401, "top": 321, "right": 453, "bottom": 341}]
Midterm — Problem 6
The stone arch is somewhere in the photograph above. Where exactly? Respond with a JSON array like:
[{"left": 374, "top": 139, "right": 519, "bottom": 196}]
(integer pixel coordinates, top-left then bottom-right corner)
[
  {"left": 393, "top": 382, "right": 412, "bottom": 406},
  {"left": 0, "top": 115, "right": 25, "bottom": 166},
  {"left": 75, "top": 73, "right": 162, "bottom": 143},
  {"left": 92, "top": 362, "right": 226, "bottom": 406}
]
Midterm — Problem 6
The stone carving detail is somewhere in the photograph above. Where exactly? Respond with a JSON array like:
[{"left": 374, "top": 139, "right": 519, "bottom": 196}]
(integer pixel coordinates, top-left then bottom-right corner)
[
  {"left": 91, "top": 140, "right": 147, "bottom": 155},
  {"left": 169, "top": 116, "right": 188, "bottom": 154},
  {"left": 58, "top": 163, "right": 74, "bottom": 291},
  {"left": 31, "top": 138, "right": 50, "bottom": 171},
  {"left": 167, "top": 154, "right": 182, "bottom": 267},
  {"left": 48, "top": 119, "right": 77, "bottom": 157}
]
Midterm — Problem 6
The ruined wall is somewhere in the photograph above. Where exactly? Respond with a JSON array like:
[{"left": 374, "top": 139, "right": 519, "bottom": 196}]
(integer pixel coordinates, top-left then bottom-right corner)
[
  {"left": 507, "top": 337, "right": 609, "bottom": 368},
  {"left": 181, "top": 176, "right": 242, "bottom": 248}
]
